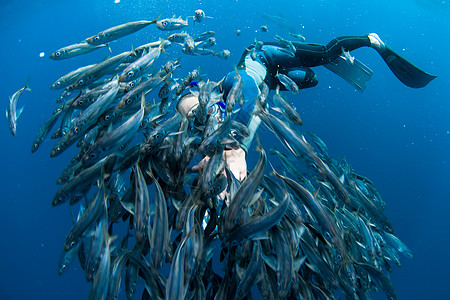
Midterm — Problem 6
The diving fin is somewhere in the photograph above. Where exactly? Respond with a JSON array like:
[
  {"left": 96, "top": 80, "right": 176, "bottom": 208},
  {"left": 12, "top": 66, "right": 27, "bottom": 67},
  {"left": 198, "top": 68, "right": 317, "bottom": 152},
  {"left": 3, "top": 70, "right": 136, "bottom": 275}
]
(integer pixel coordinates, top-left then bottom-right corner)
[
  {"left": 379, "top": 45, "right": 436, "bottom": 88},
  {"left": 323, "top": 56, "right": 373, "bottom": 92}
]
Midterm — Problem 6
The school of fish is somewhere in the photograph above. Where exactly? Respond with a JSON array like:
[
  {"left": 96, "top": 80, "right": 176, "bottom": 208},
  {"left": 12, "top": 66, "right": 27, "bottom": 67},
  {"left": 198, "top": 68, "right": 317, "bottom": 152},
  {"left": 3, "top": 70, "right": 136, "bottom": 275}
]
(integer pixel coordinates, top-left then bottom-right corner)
[{"left": 10, "top": 10, "right": 412, "bottom": 300}]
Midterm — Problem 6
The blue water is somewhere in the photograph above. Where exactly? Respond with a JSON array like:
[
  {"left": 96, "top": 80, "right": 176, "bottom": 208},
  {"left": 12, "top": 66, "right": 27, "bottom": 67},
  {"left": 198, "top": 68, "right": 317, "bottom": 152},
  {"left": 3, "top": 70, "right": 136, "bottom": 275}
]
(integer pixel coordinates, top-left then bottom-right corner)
[{"left": 1, "top": 0, "right": 448, "bottom": 299}]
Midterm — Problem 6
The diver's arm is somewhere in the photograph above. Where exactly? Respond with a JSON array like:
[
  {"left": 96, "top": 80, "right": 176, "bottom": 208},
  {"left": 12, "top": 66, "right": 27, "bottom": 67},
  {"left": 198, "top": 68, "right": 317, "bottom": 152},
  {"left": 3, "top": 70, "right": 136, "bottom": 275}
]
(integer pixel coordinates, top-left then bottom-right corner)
[{"left": 224, "top": 147, "right": 247, "bottom": 181}]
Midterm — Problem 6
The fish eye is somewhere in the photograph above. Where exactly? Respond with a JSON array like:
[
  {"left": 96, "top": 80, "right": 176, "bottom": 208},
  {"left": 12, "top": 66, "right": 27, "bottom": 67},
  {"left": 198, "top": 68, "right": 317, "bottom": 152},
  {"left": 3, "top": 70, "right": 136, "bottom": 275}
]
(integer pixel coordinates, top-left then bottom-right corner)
[
  {"left": 90, "top": 153, "right": 96, "bottom": 159},
  {"left": 162, "top": 21, "right": 167, "bottom": 26},
  {"left": 78, "top": 79, "right": 84, "bottom": 86},
  {"left": 70, "top": 241, "right": 75, "bottom": 248},
  {"left": 125, "top": 98, "right": 131, "bottom": 104},
  {"left": 310, "top": 163, "right": 318, "bottom": 170},
  {"left": 127, "top": 71, "right": 134, "bottom": 78},
  {"left": 55, "top": 81, "right": 61, "bottom": 87},
  {"left": 55, "top": 51, "right": 61, "bottom": 57},
  {"left": 73, "top": 127, "right": 79, "bottom": 133},
  {"left": 324, "top": 232, "right": 331, "bottom": 239},
  {"left": 128, "top": 82, "right": 135, "bottom": 88},
  {"left": 94, "top": 36, "right": 100, "bottom": 41},
  {"left": 78, "top": 100, "right": 83, "bottom": 105},
  {"left": 104, "top": 115, "right": 110, "bottom": 121}
]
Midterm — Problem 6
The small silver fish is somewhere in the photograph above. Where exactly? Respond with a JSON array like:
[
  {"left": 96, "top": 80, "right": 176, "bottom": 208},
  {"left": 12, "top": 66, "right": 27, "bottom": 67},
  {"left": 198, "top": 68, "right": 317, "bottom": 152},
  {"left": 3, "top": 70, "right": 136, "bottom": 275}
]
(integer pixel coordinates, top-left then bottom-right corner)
[
  {"left": 85, "top": 15, "right": 159, "bottom": 45},
  {"left": 6, "top": 79, "right": 31, "bottom": 136},
  {"left": 191, "top": 9, "right": 213, "bottom": 24},
  {"left": 342, "top": 47, "right": 355, "bottom": 65},
  {"left": 213, "top": 49, "right": 230, "bottom": 60},
  {"left": 50, "top": 43, "right": 108, "bottom": 60},
  {"left": 276, "top": 72, "right": 299, "bottom": 94},
  {"left": 156, "top": 17, "right": 188, "bottom": 31},
  {"left": 168, "top": 32, "right": 189, "bottom": 43}
]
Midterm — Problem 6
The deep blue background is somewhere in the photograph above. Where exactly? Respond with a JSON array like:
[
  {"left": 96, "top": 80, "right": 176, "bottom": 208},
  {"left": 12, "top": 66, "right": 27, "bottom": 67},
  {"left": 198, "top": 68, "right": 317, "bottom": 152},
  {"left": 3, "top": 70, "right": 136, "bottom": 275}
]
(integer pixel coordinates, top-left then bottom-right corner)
[{"left": 1, "top": 0, "right": 448, "bottom": 299}]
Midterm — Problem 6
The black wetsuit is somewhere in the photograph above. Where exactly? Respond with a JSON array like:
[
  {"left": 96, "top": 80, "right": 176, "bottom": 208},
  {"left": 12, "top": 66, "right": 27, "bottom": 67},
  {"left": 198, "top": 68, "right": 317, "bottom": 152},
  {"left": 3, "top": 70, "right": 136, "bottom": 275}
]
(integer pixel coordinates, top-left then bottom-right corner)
[{"left": 221, "top": 35, "right": 435, "bottom": 153}]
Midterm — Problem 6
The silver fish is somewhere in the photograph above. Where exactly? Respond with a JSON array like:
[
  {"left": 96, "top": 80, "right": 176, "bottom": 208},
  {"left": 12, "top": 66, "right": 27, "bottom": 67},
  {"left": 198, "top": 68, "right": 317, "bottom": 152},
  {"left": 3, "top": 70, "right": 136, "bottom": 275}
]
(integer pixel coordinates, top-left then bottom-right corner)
[
  {"left": 271, "top": 85, "right": 302, "bottom": 125},
  {"left": 194, "top": 31, "right": 215, "bottom": 42},
  {"left": 289, "top": 32, "right": 306, "bottom": 42},
  {"left": 155, "top": 17, "right": 188, "bottom": 31},
  {"left": 81, "top": 93, "right": 145, "bottom": 166},
  {"left": 196, "top": 37, "right": 215, "bottom": 49},
  {"left": 50, "top": 43, "right": 108, "bottom": 60},
  {"left": 213, "top": 49, "right": 230, "bottom": 60},
  {"left": 85, "top": 15, "right": 160, "bottom": 45},
  {"left": 87, "top": 222, "right": 113, "bottom": 300},
  {"left": 168, "top": 32, "right": 189, "bottom": 43},
  {"left": 147, "top": 167, "right": 170, "bottom": 270},
  {"left": 192, "top": 9, "right": 212, "bottom": 24},
  {"left": 66, "top": 52, "right": 129, "bottom": 91},
  {"left": 64, "top": 180, "right": 105, "bottom": 251},
  {"left": 276, "top": 72, "right": 299, "bottom": 94},
  {"left": 133, "top": 164, "right": 150, "bottom": 246},
  {"left": 119, "top": 42, "right": 165, "bottom": 82},
  {"left": 224, "top": 145, "right": 266, "bottom": 232},
  {"left": 6, "top": 79, "right": 31, "bottom": 136},
  {"left": 51, "top": 65, "right": 94, "bottom": 89},
  {"left": 31, "top": 111, "right": 61, "bottom": 153}
]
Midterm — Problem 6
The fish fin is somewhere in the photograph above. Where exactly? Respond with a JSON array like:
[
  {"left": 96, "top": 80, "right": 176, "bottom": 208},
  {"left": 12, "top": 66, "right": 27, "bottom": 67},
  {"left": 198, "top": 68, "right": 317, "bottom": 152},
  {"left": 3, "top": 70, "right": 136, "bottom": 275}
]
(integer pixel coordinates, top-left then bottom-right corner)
[
  {"left": 150, "top": 13, "right": 161, "bottom": 24},
  {"left": 5, "top": 109, "right": 9, "bottom": 119},
  {"left": 339, "top": 174, "right": 345, "bottom": 184},
  {"left": 159, "top": 38, "right": 167, "bottom": 55},
  {"left": 23, "top": 77, "right": 32, "bottom": 92},
  {"left": 313, "top": 186, "right": 321, "bottom": 199},
  {"left": 106, "top": 43, "right": 112, "bottom": 53},
  {"left": 270, "top": 106, "right": 283, "bottom": 114},
  {"left": 17, "top": 106, "right": 25, "bottom": 118}
]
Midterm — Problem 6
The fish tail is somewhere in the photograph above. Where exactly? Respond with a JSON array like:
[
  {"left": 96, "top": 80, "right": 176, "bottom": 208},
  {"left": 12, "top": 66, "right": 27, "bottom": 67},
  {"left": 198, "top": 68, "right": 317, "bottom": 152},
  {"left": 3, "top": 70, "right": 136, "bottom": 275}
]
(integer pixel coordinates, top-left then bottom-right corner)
[
  {"left": 269, "top": 144, "right": 277, "bottom": 155},
  {"left": 255, "top": 134, "right": 263, "bottom": 152},
  {"left": 24, "top": 77, "right": 32, "bottom": 92},
  {"left": 150, "top": 13, "right": 161, "bottom": 24}
]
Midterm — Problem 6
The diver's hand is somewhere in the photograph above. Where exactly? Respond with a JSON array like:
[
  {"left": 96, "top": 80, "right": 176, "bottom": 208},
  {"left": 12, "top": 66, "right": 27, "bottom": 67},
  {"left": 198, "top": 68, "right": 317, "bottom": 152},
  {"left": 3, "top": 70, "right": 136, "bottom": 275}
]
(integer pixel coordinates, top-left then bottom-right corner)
[
  {"left": 191, "top": 147, "right": 247, "bottom": 201},
  {"left": 224, "top": 147, "right": 247, "bottom": 181}
]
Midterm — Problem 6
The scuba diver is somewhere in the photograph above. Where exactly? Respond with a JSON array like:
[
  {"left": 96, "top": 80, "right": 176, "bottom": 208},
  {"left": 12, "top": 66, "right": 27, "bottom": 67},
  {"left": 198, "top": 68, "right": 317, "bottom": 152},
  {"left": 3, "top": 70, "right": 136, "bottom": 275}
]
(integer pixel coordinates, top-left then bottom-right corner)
[{"left": 178, "top": 33, "right": 436, "bottom": 181}]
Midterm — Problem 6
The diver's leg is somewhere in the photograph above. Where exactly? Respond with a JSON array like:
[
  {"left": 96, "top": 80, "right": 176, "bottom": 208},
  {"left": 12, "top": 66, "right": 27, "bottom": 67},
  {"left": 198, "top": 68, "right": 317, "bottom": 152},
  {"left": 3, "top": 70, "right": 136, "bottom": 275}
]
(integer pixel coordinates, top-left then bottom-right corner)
[
  {"left": 294, "top": 36, "right": 371, "bottom": 67},
  {"left": 367, "top": 33, "right": 436, "bottom": 88},
  {"left": 287, "top": 68, "right": 318, "bottom": 89},
  {"left": 276, "top": 68, "right": 318, "bottom": 91},
  {"left": 295, "top": 34, "right": 436, "bottom": 88}
]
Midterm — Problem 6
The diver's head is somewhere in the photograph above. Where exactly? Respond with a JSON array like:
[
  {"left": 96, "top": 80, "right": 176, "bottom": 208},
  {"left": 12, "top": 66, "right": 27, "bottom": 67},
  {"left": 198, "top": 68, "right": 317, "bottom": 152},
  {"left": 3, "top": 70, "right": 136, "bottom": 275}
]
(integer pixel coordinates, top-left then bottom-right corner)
[
  {"left": 176, "top": 93, "right": 199, "bottom": 118},
  {"left": 176, "top": 93, "right": 227, "bottom": 122}
]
